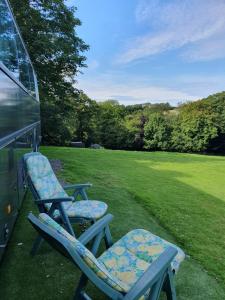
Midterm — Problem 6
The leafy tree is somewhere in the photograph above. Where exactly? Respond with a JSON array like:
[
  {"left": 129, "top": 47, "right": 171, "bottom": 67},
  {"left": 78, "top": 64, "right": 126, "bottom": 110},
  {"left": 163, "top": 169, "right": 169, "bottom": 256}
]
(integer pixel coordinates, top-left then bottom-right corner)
[
  {"left": 124, "top": 102, "right": 172, "bottom": 116},
  {"left": 144, "top": 113, "right": 172, "bottom": 150},
  {"left": 143, "top": 92, "right": 225, "bottom": 153},
  {"left": 171, "top": 106, "right": 218, "bottom": 152},
  {"left": 10, "top": 0, "right": 89, "bottom": 144},
  {"left": 125, "top": 112, "right": 146, "bottom": 150},
  {"left": 186, "top": 92, "right": 225, "bottom": 153},
  {"left": 96, "top": 102, "right": 128, "bottom": 149},
  {"left": 75, "top": 93, "right": 99, "bottom": 146},
  {"left": 144, "top": 102, "right": 173, "bottom": 114},
  {"left": 103, "top": 99, "right": 120, "bottom": 106},
  {"left": 125, "top": 104, "right": 143, "bottom": 115}
]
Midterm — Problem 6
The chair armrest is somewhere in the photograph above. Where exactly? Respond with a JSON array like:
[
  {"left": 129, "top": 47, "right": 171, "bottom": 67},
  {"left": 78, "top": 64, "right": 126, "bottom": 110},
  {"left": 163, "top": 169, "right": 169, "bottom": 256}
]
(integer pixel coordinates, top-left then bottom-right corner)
[
  {"left": 124, "top": 246, "right": 177, "bottom": 300},
  {"left": 35, "top": 197, "right": 74, "bottom": 204},
  {"left": 78, "top": 214, "right": 114, "bottom": 245},
  {"left": 63, "top": 183, "right": 92, "bottom": 190}
]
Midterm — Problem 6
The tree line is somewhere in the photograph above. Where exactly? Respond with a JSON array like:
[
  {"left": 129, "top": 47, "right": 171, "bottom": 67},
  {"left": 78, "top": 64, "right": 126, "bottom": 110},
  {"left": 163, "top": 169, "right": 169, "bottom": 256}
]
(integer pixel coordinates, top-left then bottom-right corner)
[
  {"left": 10, "top": 0, "right": 225, "bottom": 154},
  {"left": 63, "top": 92, "right": 225, "bottom": 154}
]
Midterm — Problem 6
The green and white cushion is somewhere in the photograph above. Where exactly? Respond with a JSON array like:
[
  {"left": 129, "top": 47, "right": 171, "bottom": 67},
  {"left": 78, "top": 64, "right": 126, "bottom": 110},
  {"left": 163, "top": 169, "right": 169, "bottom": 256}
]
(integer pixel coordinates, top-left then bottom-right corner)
[
  {"left": 39, "top": 213, "right": 185, "bottom": 300},
  {"left": 25, "top": 154, "right": 107, "bottom": 219},
  {"left": 60, "top": 200, "right": 108, "bottom": 219},
  {"left": 25, "top": 154, "right": 68, "bottom": 200},
  {"left": 98, "top": 229, "right": 185, "bottom": 291}
]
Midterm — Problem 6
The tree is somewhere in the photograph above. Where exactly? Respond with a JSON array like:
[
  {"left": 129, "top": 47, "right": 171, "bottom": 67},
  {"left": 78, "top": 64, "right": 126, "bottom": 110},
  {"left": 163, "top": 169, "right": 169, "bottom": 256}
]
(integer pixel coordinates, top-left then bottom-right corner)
[
  {"left": 171, "top": 106, "right": 218, "bottom": 152},
  {"left": 75, "top": 93, "right": 99, "bottom": 146},
  {"left": 144, "top": 113, "right": 172, "bottom": 150},
  {"left": 96, "top": 102, "right": 128, "bottom": 149},
  {"left": 10, "top": 0, "right": 89, "bottom": 144},
  {"left": 125, "top": 112, "right": 146, "bottom": 150}
]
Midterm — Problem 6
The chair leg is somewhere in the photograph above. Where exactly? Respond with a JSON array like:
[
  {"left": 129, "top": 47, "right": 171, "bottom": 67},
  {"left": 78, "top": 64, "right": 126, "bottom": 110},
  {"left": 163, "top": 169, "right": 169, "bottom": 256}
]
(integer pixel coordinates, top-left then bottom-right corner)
[
  {"left": 163, "top": 270, "right": 176, "bottom": 300},
  {"left": 73, "top": 274, "right": 90, "bottom": 300},
  {"left": 91, "top": 231, "right": 104, "bottom": 256},
  {"left": 59, "top": 203, "right": 75, "bottom": 237},
  {"left": 104, "top": 225, "right": 113, "bottom": 249},
  {"left": 30, "top": 203, "right": 55, "bottom": 255},
  {"left": 80, "top": 189, "right": 89, "bottom": 201},
  {"left": 79, "top": 292, "right": 92, "bottom": 300},
  {"left": 30, "top": 235, "right": 43, "bottom": 256},
  {"left": 148, "top": 273, "right": 166, "bottom": 300}
]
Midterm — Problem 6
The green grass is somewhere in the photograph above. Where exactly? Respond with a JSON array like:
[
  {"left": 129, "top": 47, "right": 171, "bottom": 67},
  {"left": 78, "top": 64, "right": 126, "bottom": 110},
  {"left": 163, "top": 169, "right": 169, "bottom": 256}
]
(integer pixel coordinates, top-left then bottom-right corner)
[{"left": 1, "top": 147, "right": 225, "bottom": 299}]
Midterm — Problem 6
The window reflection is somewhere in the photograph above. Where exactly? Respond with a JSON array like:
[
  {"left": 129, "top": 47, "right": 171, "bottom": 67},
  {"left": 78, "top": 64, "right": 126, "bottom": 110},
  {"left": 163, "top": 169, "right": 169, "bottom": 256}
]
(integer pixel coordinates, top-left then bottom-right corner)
[
  {"left": 0, "top": 0, "right": 19, "bottom": 78},
  {"left": 16, "top": 36, "right": 31, "bottom": 92},
  {"left": 28, "top": 63, "right": 36, "bottom": 97},
  {"left": 0, "top": 0, "right": 36, "bottom": 97}
]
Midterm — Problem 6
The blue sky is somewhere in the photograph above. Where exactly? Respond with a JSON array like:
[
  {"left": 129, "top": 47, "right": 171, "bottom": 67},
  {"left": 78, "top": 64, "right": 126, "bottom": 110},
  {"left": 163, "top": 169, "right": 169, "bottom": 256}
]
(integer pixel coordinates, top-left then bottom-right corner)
[{"left": 67, "top": 0, "right": 225, "bottom": 105}]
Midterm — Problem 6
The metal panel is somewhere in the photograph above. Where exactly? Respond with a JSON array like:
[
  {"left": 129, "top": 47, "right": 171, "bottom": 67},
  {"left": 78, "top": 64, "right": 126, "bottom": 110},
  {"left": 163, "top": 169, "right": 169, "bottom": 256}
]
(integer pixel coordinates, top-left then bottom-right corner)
[
  {"left": 0, "top": 127, "right": 41, "bottom": 260},
  {"left": 0, "top": 0, "right": 41, "bottom": 260},
  {"left": 0, "top": 69, "right": 40, "bottom": 140},
  {"left": 0, "top": 141, "right": 18, "bottom": 260}
]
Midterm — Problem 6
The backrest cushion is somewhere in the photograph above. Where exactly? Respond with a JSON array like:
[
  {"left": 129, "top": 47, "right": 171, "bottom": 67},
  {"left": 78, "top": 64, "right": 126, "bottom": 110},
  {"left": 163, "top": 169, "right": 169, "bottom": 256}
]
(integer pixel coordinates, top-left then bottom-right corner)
[
  {"left": 25, "top": 153, "right": 68, "bottom": 200},
  {"left": 39, "top": 213, "right": 129, "bottom": 293}
]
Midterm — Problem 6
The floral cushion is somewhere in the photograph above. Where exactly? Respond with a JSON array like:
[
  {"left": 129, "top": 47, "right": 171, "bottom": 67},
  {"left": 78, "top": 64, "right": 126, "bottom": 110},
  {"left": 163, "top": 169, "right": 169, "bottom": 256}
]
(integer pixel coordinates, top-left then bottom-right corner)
[
  {"left": 38, "top": 213, "right": 128, "bottom": 293},
  {"left": 25, "top": 153, "right": 107, "bottom": 219},
  {"left": 39, "top": 214, "right": 184, "bottom": 300},
  {"left": 98, "top": 229, "right": 185, "bottom": 294},
  {"left": 107, "top": 229, "right": 185, "bottom": 274},
  {"left": 25, "top": 154, "right": 68, "bottom": 200},
  {"left": 55, "top": 200, "right": 108, "bottom": 219}
]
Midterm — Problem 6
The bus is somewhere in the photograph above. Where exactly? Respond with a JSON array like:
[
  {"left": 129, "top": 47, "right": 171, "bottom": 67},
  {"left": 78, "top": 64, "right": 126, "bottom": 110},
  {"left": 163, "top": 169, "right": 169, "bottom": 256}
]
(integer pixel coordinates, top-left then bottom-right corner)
[{"left": 0, "top": 0, "right": 40, "bottom": 261}]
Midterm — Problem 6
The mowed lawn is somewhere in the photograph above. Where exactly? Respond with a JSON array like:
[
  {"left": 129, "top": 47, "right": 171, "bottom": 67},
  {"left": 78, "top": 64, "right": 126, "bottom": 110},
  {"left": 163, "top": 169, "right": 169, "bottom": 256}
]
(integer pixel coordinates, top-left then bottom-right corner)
[{"left": 1, "top": 147, "right": 225, "bottom": 299}]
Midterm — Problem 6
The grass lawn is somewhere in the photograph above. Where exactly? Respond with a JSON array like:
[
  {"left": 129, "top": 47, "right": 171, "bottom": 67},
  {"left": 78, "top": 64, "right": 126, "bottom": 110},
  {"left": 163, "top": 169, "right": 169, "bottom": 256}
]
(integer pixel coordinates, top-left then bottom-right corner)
[{"left": 1, "top": 147, "right": 225, "bottom": 299}]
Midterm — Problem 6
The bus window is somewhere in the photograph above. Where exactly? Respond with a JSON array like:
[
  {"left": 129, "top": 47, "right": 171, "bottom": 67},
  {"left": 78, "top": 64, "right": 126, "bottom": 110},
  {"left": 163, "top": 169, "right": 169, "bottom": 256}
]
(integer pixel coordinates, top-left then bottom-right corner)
[
  {"left": 0, "top": 0, "right": 36, "bottom": 98},
  {"left": 0, "top": 0, "right": 19, "bottom": 79}
]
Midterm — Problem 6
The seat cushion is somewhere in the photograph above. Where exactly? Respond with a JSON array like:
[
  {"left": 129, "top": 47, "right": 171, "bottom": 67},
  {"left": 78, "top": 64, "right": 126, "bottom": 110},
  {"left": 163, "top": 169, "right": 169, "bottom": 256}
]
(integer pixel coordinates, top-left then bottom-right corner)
[
  {"left": 98, "top": 229, "right": 185, "bottom": 291},
  {"left": 25, "top": 154, "right": 69, "bottom": 200},
  {"left": 115, "top": 229, "right": 185, "bottom": 273},
  {"left": 64, "top": 200, "right": 108, "bottom": 219},
  {"left": 48, "top": 200, "right": 107, "bottom": 219}
]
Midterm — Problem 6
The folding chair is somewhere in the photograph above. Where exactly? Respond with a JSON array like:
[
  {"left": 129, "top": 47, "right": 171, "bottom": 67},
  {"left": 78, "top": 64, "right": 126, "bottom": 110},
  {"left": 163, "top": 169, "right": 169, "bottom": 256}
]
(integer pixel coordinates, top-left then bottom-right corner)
[
  {"left": 23, "top": 152, "right": 108, "bottom": 254},
  {"left": 28, "top": 212, "right": 185, "bottom": 300}
]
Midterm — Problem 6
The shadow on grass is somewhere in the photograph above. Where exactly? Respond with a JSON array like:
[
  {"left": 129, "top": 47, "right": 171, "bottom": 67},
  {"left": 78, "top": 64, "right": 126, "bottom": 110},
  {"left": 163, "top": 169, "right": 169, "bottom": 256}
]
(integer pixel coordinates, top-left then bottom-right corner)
[{"left": 118, "top": 160, "right": 225, "bottom": 283}]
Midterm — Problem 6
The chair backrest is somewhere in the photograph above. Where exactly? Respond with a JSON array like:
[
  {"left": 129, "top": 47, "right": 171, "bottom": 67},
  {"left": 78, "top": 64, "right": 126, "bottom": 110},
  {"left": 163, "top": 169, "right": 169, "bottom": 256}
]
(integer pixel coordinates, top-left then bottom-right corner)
[
  {"left": 28, "top": 213, "right": 129, "bottom": 294},
  {"left": 23, "top": 152, "right": 68, "bottom": 200}
]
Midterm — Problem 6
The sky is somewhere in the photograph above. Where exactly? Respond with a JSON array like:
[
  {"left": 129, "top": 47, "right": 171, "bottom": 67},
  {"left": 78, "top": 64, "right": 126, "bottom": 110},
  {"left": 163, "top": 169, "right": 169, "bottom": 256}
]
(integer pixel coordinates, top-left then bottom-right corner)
[{"left": 67, "top": 0, "right": 225, "bottom": 106}]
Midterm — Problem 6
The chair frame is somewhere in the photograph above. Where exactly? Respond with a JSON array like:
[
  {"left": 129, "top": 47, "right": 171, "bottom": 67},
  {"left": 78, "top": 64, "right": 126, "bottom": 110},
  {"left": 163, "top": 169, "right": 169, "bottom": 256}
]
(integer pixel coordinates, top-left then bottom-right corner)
[
  {"left": 28, "top": 213, "right": 178, "bottom": 300},
  {"left": 23, "top": 152, "right": 104, "bottom": 254}
]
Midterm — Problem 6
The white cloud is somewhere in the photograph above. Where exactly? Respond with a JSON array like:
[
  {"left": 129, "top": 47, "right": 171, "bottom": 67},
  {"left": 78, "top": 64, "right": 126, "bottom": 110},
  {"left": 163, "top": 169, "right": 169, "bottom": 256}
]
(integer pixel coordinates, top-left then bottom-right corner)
[
  {"left": 182, "top": 38, "right": 225, "bottom": 62},
  {"left": 76, "top": 70, "right": 225, "bottom": 105},
  {"left": 77, "top": 73, "right": 199, "bottom": 105},
  {"left": 116, "top": 0, "right": 225, "bottom": 63},
  {"left": 171, "top": 74, "right": 225, "bottom": 97}
]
